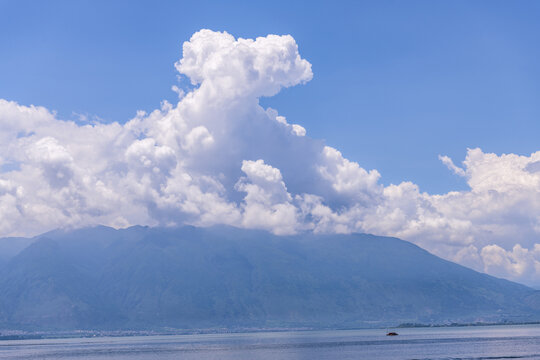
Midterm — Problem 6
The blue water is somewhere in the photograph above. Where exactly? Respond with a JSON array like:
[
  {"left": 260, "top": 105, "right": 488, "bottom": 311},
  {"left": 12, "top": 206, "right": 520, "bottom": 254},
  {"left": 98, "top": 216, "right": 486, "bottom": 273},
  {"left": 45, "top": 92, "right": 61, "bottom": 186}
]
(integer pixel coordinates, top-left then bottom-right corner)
[{"left": 1, "top": 324, "right": 540, "bottom": 359}]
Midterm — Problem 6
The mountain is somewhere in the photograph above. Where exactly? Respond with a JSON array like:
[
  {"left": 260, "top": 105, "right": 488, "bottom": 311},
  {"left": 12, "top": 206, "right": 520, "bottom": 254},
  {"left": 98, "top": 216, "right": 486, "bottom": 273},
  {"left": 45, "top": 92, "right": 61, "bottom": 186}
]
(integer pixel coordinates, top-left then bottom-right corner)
[
  {"left": 0, "top": 225, "right": 538, "bottom": 331},
  {"left": 0, "top": 237, "right": 34, "bottom": 268}
]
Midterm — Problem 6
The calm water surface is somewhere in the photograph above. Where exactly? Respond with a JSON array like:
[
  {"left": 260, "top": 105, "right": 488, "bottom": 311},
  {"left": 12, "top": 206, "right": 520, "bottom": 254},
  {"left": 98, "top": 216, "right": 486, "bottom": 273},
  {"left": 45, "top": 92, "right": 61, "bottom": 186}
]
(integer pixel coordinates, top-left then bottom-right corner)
[{"left": 1, "top": 324, "right": 540, "bottom": 359}]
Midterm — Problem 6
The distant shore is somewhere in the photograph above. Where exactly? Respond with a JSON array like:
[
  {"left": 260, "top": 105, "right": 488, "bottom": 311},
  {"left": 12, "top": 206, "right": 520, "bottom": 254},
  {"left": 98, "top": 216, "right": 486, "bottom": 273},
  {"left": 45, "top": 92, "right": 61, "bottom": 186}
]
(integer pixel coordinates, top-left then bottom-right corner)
[
  {"left": 2, "top": 322, "right": 540, "bottom": 341},
  {"left": 396, "top": 321, "right": 540, "bottom": 328}
]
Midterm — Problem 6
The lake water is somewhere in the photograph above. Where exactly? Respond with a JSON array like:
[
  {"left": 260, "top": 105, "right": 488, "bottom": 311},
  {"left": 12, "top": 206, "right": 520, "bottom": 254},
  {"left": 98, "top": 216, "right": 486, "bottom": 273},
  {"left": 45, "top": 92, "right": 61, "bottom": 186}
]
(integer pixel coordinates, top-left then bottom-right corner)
[{"left": 1, "top": 324, "right": 540, "bottom": 359}]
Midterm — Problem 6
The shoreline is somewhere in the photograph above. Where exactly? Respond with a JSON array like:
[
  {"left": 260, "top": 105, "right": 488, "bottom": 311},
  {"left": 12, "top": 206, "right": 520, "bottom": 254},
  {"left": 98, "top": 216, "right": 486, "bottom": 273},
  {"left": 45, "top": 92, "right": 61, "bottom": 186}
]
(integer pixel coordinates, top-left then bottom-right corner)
[{"left": 2, "top": 322, "right": 540, "bottom": 341}]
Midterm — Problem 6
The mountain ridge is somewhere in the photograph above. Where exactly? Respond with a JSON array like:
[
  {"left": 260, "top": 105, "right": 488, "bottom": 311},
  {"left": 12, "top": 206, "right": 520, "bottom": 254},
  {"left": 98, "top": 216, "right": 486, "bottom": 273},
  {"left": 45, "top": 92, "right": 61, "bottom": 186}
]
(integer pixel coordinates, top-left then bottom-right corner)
[{"left": 0, "top": 225, "right": 538, "bottom": 331}]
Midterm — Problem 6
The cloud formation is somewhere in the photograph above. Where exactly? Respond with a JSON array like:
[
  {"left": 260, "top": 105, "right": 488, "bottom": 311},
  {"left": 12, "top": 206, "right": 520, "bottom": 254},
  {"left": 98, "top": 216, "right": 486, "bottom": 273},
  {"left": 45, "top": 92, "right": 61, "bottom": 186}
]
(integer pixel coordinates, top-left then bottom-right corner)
[{"left": 0, "top": 30, "right": 539, "bottom": 286}]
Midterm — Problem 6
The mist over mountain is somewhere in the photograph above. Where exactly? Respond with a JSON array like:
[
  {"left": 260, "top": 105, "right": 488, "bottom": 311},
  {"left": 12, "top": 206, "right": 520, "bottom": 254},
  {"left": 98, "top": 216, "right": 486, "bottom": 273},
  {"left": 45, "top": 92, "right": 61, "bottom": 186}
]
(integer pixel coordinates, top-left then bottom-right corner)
[{"left": 0, "top": 225, "right": 539, "bottom": 331}]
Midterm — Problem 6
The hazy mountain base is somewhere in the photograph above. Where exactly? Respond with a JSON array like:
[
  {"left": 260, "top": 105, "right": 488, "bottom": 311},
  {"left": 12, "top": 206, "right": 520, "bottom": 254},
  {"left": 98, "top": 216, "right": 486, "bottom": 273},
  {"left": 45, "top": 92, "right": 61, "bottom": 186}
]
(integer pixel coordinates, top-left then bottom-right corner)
[{"left": 0, "top": 225, "right": 539, "bottom": 331}]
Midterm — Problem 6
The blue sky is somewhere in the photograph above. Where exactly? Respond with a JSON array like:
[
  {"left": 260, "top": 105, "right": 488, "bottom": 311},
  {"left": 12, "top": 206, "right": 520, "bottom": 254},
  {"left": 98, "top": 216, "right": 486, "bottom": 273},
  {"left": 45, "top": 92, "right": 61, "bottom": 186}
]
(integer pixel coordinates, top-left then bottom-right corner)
[{"left": 2, "top": 0, "right": 539, "bottom": 194}]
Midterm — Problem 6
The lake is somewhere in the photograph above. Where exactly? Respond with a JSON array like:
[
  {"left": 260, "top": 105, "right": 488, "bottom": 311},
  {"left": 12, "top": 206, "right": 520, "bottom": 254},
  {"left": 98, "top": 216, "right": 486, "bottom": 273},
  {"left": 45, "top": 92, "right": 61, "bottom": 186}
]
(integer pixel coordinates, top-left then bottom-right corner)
[{"left": 1, "top": 324, "right": 540, "bottom": 359}]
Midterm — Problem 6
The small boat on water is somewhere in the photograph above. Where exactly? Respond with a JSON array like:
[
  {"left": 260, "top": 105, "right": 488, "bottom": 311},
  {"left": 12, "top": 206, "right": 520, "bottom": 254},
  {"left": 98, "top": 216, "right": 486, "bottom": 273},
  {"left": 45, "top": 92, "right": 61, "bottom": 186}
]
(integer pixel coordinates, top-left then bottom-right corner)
[{"left": 386, "top": 332, "right": 398, "bottom": 336}]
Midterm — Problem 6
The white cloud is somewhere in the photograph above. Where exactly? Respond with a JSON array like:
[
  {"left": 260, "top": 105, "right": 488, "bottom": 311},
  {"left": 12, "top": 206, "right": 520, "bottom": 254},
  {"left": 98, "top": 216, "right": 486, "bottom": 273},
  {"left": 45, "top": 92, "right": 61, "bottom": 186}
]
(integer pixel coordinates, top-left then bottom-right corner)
[
  {"left": 481, "top": 244, "right": 540, "bottom": 285},
  {"left": 182, "top": 126, "right": 214, "bottom": 151},
  {"left": 236, "top": 160, "right": 298, "bottom": 235},
  {"left": 318, "top": 146, "right": 382, "bottom": 204},
  {"left": 439, "top": 155, "right": 466, "bottom": 177},
  {"left": 27, "top": 137, "right": 75, "bottom": 188},
  {"left": 0, "top": 29, "right": 539, "bottom": 286},
  {"left": 176, "top": 30, "right": 312, "bottom": 99}
]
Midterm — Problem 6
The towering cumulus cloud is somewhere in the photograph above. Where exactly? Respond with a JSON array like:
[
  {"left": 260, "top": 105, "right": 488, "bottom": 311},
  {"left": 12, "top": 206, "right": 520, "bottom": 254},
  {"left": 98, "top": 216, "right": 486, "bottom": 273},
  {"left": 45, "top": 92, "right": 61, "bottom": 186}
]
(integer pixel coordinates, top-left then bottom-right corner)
[{"left": 0, "top": 30, "right": 539, "bottom": 286}]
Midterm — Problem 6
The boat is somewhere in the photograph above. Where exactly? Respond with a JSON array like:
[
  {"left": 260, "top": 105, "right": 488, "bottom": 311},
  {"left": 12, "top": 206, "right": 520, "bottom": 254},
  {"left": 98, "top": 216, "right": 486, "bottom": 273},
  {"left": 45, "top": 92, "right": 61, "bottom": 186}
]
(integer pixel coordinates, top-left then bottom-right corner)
[{"left": 386, "top": 332, "right": 398, "bottom": 336}]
